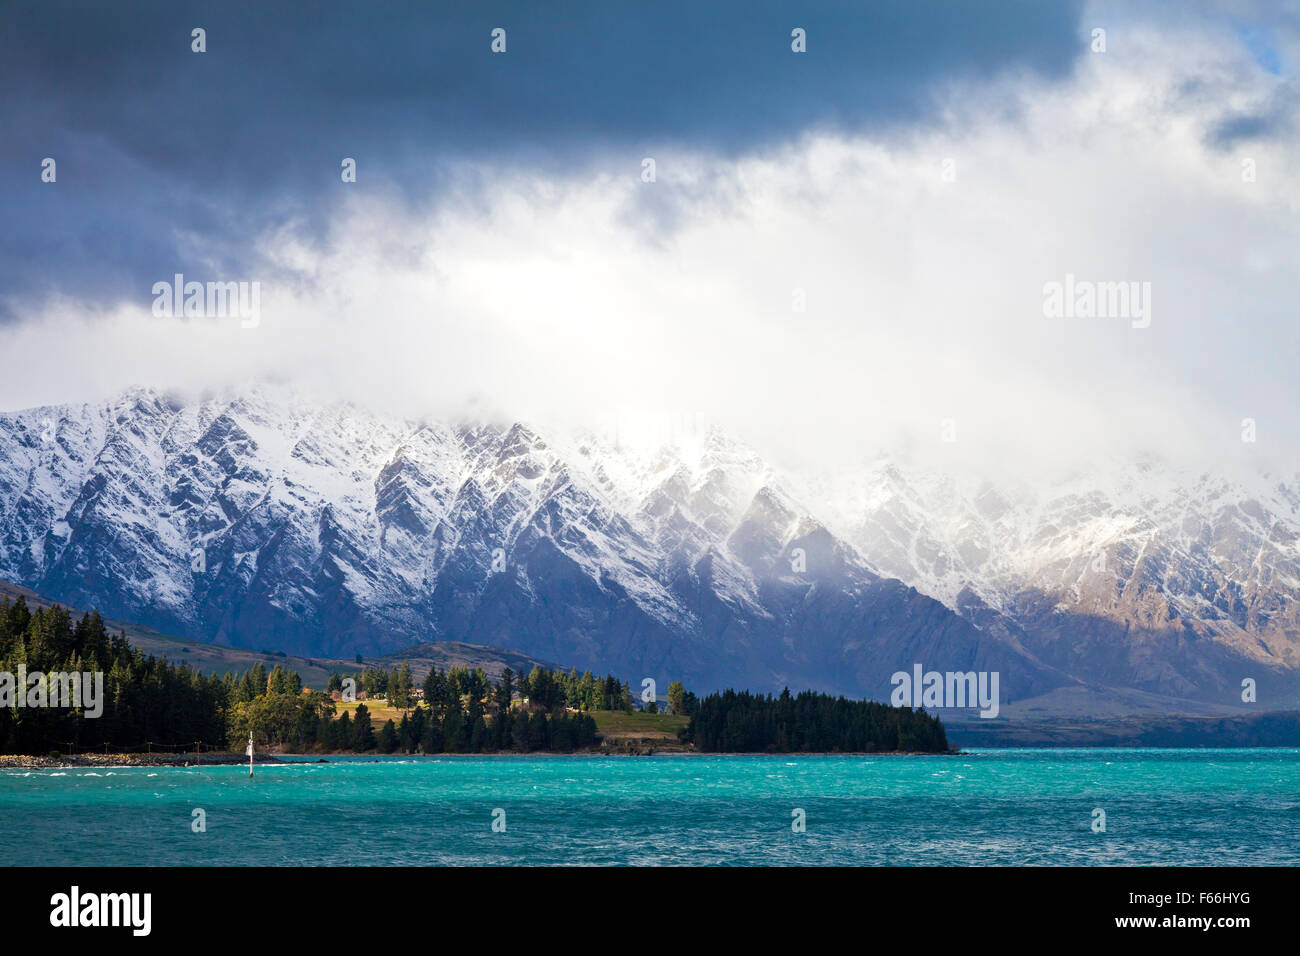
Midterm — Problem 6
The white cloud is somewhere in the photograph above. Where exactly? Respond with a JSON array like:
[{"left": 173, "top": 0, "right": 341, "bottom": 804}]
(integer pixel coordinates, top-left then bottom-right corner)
[{"left": 5, "top": 9, "right": 1296, "bottom": 483}]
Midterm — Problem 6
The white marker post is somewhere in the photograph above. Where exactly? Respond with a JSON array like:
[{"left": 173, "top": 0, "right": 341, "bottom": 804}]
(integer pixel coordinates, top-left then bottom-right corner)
[{"left": 247, "top": 731, "right": 254, "bottom": 778}]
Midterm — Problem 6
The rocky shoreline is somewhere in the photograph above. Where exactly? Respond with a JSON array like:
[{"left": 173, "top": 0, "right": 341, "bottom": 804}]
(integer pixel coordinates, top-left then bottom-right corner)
[{"left": 0, "top": 752, "right": 282, "bottom": 770}]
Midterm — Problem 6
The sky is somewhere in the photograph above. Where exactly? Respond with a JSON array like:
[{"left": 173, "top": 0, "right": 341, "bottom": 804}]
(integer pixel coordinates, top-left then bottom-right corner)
[{"left": 1, "top": 0, "right": 1297, "bottom": 480}]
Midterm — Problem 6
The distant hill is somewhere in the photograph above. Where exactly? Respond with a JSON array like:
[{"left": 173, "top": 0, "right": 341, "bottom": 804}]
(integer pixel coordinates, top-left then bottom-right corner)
[
  {"left": 945, "top": 710, "right": 1300, "bottom": 748},
  {"left": 0, "top": 579, "right": 559, "bottom": 688},
  {"left": 364, "top": 642, "right": 562, "bottom": 682}
]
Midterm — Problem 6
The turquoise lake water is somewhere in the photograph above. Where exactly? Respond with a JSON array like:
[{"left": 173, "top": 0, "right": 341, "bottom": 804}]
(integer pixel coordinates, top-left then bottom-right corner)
[{"left": 2, "top": 749, "right": 1297, "bottom": 865}]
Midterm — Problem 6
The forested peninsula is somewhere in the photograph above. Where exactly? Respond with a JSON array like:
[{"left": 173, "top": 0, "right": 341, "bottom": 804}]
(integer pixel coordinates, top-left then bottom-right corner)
[{"left": 1, "top": 596, "right": 950, "bottom": 757}]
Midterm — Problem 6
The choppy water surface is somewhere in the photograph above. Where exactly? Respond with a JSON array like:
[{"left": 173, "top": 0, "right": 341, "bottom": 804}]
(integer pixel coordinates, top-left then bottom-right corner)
[{"left": 2, "top": 749, "right": 1296, "bottom": 865}]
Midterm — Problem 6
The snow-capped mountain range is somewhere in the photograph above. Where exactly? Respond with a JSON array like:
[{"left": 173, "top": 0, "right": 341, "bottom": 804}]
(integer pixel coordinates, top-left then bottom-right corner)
[{"left": 1, "top": 385, "right": 1297, "bottom": 711}]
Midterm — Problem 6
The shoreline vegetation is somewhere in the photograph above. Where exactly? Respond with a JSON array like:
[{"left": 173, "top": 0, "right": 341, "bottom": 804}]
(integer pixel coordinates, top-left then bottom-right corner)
[
  {"left": 1, "top": 594, "right": 952, "bottom": 762},
  {"left": 0, "top": 751, "right": 276, "bottom": 769},
  {"left": 0, "top": 747, "right": 964, "bottom": 770}
]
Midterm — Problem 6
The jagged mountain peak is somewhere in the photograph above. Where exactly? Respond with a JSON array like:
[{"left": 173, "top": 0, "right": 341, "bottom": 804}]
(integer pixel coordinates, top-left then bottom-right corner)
[{"left": 1, "top": 386, "right": 1298, "bottom": 707}]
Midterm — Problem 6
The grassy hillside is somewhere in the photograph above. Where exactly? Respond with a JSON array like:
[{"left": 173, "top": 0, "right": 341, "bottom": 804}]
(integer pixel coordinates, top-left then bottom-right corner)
[
  {"left": 0, "top": 579, "right": 560, "bottom": 689},
  {"left": 592, "top": 709, "right": 689, "bottom": 741},
  {"left": 332, "top": 699, "right": 414, "bottom": 726},
  {"left": 364, "top": 642, "right": 560, "bottom": 683}
]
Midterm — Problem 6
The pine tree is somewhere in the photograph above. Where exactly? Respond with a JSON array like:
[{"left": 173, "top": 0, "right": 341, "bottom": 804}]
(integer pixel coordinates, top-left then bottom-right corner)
[
  {"left": 496, "top": 667, "right": 514, "bottom": 715},
  {"left": 352, "top": 704, "right": 375, "bottom": 751},
  {"left": 378, "top": 719, "right": 398, "bottom": 754}
]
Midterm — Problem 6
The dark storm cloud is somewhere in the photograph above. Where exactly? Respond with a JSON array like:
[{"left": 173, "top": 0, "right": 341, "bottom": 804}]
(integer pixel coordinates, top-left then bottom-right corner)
[
  {"left": 1206, "top": 81, "right": 1299, "bottom": 148},
  {"left": 0, "top": 0, "right": 1085, "bottom": 318},
  {"left": 1209, "top": 103, "right": 1293, "bottom": 147}
]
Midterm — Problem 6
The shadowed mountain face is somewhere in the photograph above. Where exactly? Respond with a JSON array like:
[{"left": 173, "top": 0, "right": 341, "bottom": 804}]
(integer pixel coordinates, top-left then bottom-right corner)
[
  {"left": 0, "top": 386, "right": 1060, "bottom": 700},
  {"left": 808, "top": 460, "right": 1300, "bottom": 708},
  {"left": 0, "top": 385, "right": 1296, "bottom": 709}
]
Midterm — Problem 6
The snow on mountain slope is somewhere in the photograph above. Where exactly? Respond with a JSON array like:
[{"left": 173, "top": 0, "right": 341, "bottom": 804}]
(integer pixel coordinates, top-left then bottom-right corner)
[
  {"left": 802, "top": 456, "right": 1300, "bottom": 704},
  {"left": 1, "top": 385, "right": 1296, "bottom": 707},
  {"left": 0, "top": 386, "right": 1055, "bottom": 700}
]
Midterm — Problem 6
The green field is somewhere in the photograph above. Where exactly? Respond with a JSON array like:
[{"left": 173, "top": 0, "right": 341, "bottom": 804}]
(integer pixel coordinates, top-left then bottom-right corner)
[
  {"left": 332, "top": 699, "right": 415, "bottom": 726},
  {"left": 591, "top": 709, "right": 689, "bottom": 741}
]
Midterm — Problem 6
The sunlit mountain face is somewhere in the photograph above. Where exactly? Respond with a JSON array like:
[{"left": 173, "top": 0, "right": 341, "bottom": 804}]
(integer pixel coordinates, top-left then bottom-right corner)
[{"left": 1, "top": 385, "right": 1296, "bottom": 713}]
